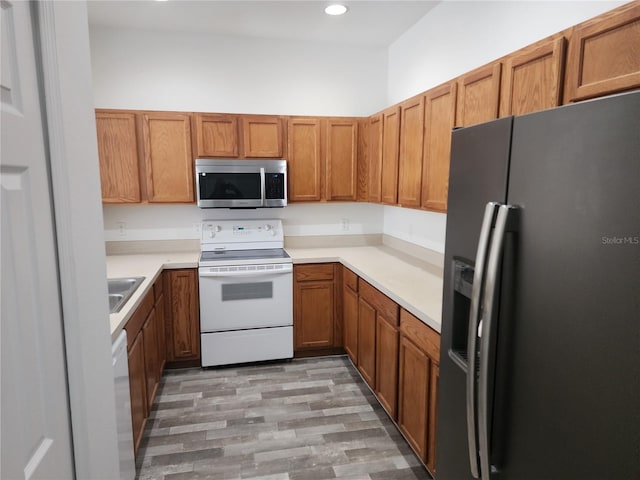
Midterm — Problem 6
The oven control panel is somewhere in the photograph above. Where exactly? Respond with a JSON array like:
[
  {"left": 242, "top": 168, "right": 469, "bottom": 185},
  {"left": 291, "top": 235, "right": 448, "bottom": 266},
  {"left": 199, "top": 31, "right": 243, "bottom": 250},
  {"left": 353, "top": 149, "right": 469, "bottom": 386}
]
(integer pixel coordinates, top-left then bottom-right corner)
[{"left": 201, "top": 219, "right": 284, "bottom": 250}]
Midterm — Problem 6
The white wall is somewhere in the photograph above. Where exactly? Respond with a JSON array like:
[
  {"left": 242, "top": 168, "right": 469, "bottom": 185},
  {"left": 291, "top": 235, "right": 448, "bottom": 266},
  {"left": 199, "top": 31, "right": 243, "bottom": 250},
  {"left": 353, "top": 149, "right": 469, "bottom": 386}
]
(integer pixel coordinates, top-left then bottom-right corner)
[
  {"left": 92, "top": 3, "right": 626, "bottom": 251},
  {"left": 91, "top": 25, "right": 389, "bottom": 243},
  {"left": 104, "top": 203, "right": 383, "bottom": 241},
  {"left": 382, "top": 0, "right": 625, "bottom": 253},
  {"left": 387, "top": 1, "right": 627, "bottom": 104},
  {"left": 90, "top": 26, "right": 387, "bottom": 116}
]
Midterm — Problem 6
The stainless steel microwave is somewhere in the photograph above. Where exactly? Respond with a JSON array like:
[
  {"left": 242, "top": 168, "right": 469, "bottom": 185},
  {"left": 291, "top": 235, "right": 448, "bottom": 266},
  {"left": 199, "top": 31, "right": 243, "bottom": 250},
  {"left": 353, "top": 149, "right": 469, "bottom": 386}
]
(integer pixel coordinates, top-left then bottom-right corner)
[{"left": 195, "top": 159, "right": 287, "bottom": 208}]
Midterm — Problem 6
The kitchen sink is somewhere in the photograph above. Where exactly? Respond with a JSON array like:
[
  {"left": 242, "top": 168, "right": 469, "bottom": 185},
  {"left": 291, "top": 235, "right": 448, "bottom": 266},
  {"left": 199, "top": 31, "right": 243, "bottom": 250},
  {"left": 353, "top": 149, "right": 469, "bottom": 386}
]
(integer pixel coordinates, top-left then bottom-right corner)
[{"left": 108, "top": 277, "right": 145, "bottom": 313}]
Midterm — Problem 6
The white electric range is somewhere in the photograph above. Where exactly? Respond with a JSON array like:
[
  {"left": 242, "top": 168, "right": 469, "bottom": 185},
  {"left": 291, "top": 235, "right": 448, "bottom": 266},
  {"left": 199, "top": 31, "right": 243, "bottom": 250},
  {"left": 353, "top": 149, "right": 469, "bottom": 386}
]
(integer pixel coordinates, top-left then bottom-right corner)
[{"left": 198, "top": 219, "right": 293, "bottom": 367}]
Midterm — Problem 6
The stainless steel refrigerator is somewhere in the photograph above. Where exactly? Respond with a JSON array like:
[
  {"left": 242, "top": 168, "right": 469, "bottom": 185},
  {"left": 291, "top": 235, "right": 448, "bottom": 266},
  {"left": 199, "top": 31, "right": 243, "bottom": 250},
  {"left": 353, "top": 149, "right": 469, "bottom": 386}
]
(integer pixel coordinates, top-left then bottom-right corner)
[{"left": 436, "top": 91, "right": 640, "bottom": 479}]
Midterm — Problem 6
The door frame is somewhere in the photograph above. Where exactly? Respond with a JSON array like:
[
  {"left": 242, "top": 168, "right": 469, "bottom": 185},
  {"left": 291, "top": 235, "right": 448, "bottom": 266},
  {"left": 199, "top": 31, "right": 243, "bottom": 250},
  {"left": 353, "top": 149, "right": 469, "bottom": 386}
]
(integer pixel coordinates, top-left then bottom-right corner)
[{"left": 35, "top": 2, "right": 120, "bottom": 477}]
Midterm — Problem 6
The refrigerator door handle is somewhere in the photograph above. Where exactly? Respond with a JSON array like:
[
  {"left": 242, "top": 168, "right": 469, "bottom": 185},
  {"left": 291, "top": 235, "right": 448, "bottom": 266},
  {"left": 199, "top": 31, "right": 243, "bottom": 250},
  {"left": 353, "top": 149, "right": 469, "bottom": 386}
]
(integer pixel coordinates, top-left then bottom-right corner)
[
  {"left": 466, "top": 201, "right": 500, "bottom": 479},
  {"left": 478, "top": 204, "right": 517, "bottom": 480}
]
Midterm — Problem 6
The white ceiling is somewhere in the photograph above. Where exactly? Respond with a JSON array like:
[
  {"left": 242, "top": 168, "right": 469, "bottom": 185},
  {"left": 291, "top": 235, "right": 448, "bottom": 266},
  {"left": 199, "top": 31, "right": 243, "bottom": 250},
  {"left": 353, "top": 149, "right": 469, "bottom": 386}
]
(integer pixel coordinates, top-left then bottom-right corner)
[{"left": 87, "top": 1, "right": 440, "bottom": 48}]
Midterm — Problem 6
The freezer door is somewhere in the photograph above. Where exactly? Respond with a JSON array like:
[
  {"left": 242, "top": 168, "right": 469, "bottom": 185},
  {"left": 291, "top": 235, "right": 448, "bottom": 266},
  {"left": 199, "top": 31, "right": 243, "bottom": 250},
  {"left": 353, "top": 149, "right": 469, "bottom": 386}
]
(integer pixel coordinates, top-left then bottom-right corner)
[
  {"left": 492, "top": 91, "right": 640, "bottom": 478},
  {"left": 437, "top": 117, "right": 513, "bottom": 480}
]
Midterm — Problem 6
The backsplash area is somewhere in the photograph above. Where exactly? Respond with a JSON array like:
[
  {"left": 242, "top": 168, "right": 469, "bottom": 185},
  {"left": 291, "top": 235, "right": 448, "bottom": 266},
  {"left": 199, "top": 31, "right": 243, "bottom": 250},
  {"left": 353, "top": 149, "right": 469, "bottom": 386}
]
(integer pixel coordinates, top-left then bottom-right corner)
[
  {"left": 103, "top": 202, "right": 384, "bottom": 241},
  {"left": 103, "top": 202, "right": 447, "bottom": 253}
]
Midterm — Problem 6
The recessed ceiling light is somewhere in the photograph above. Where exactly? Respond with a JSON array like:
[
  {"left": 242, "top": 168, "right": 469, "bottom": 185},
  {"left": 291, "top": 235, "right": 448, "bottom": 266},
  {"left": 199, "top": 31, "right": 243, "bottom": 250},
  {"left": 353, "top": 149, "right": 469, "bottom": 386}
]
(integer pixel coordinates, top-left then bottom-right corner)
[{"left": 324, "top": 4, "right": 348, "bottom": 16}]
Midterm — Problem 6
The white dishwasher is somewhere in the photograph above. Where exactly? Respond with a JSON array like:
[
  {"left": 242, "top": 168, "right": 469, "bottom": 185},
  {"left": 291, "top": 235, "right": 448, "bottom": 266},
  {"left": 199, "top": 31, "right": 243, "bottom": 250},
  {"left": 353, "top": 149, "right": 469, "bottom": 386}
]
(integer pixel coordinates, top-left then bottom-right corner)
[{"left": 112, "top": 330, "right": 135, "bottom": 480}]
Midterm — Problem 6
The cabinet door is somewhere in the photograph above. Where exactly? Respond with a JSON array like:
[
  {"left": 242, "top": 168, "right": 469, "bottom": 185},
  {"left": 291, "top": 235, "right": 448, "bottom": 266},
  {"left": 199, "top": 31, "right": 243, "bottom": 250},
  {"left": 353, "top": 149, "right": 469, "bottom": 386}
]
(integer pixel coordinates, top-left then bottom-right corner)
[
  {"left": 155, "top": 291, "right": 166, "bottom": 372},
  {"left": 398, "top": 96, "right": 424, "bottom": 208},
  {"left": 564, "top": 3, "right": 640, "bottom": 103},
  {"left": 241, "top": 115, "right": 283, "bottom": 158},
  {"left": 194, "top": 114, "right": 239, "bottom": 157},
  {"left": 142, "top": 309, "right": 159, "bottom": 410},
  {"left": 142, "top": 112, "right": 194, "bottom": 203},
  {"left": 381, "top": 106, "right": 400, "bottom": 205},
  {"left": 95, "top": 111, "right": 141, "bottom": 203},
  {"left": 165, "top": 269, "right": 200, "bottom": 362},
  {"left": 127, "top": 331, "right": 146, "bottom": 456},
  {"left": 294, "top": 280, "right": 335, "bottom": 349},
  {"left": 500, "top": 37, "right": 566, "bottom": 116},
  {"left": 357, "top": 298, "right": 376, "bottom": 388},
  {"left": 288, "top": 117, "right": 322, "bottom": 201},
  {"left": 343, "top": 285, "right": 358, "bottom": 364},
  {"left": 368, "top": 114, "right": 383, "bottom": 203},
  {"left": 422, "top": 82, "right": 457, "bottom": 212},
  {"left": 427, "top": 361, "right": 439, "bottom": 474},
  {"left": 398, "top": 335, "right": 429, "bottom": 462},
  {"left": 325, "top": 119, "right": 358, "bottom": 201},
  {"left": 376, "top": 316, "right": 399, "bottom": 420},
  {"left": 456, "top": 63, "right": 501, "bottom": 127}
]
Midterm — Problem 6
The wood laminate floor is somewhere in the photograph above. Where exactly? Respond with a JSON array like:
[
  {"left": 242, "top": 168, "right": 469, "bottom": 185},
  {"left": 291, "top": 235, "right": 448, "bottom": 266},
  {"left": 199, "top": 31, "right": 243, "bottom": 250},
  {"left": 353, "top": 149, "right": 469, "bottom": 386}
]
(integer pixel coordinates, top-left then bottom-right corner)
[{"left": 136, "top": 356, "right": 432, "bottom": 480}]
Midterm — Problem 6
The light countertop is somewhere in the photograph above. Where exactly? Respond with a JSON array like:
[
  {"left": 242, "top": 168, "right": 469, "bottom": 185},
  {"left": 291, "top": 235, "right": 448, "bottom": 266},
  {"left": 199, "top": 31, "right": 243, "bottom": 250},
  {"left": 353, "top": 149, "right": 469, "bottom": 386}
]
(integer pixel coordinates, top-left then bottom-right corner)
[
  {"left": 107, "top": 244, "right": 443, "bottom": 341},
  {"left": 107, "top": 252, "right": 199, "bottom": 341},
  {"left": 285, "top": 246, "right": 443, "bottom": 333}
]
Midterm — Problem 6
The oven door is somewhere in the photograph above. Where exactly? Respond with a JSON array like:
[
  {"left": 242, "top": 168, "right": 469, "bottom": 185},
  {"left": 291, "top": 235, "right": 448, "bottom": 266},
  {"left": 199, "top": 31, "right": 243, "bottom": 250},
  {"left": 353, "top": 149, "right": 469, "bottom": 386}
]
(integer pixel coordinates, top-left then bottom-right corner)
[
  {"left": 198, "top": 263, "right": 293, "bottom": 332},
  {"left": 196, "top": 165, "right": 264, "bottom": 208}
]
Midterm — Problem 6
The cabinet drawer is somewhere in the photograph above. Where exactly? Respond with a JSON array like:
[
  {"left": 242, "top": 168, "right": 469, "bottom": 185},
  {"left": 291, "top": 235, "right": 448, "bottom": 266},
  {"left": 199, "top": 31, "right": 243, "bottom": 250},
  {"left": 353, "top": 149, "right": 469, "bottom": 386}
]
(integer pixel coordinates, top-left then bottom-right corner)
[
  {"left": 295, "top": 263, "right": 335, "bottom": 282},
  {"left": 125, "top": 289, "right": 154, "bottom": 348},
  {"left": 343, "top": 267, "right": 358, "bottom": 291},
  {"left": 400, "top": 309, "right": 440, "bottom": 361},
  {"left": 359, "top": 280, "right": 399, "bottom": 326}
]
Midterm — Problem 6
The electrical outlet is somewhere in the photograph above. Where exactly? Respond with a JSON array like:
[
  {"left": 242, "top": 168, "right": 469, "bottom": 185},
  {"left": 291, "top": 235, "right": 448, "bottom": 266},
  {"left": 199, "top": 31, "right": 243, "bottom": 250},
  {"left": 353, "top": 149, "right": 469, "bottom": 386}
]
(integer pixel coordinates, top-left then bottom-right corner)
[
  {"left": 192, "top": 222, "right": 202, "bottom": 235},
  {"left": 341, "top": 218, "right": 350, "bottom": 231},
  {"left": 116, "top": 221, "right": 126, "bottom": 237}
]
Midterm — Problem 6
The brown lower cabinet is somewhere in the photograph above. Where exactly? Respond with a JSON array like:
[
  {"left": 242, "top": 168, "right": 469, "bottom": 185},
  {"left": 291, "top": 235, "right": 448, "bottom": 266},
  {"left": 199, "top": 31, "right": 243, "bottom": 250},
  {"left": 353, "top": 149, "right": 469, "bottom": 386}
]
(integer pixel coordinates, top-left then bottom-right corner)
[
  {"left": 127, "top": 330, "right": 146, "bottom": 456},
  {"left": 341, "top": 265, "right": 440, "bottom": 474},
  {"left": 293, "top": 263, "right": 342, "bottom": 353},
  {"left": 124, "top": 268, "right": 200, "bottom": 457},
  {"left": 398, "top": 309, "right": 440, "bottom": 475},
  {"left": 343, "top": 278, "right": 359, "bottom": 362},
  {"left": 164, "top": 269, "right": 200, "bottom": 364}
]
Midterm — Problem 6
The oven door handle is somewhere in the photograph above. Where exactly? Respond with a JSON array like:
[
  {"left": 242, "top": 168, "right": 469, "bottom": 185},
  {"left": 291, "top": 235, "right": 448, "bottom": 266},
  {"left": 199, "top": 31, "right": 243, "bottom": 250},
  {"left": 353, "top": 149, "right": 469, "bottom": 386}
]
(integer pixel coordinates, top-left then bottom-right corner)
[{"left": 199, "top": 267, "right": 293, "bottom": 278}]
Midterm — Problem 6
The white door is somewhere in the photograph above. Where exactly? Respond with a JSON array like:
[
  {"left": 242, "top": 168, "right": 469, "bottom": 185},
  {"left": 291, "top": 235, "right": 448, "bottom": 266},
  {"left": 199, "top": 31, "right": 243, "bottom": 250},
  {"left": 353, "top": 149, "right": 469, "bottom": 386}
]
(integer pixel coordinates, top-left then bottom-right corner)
[{"left": 1, "top": 1, "right": 75, "bottom": 478}]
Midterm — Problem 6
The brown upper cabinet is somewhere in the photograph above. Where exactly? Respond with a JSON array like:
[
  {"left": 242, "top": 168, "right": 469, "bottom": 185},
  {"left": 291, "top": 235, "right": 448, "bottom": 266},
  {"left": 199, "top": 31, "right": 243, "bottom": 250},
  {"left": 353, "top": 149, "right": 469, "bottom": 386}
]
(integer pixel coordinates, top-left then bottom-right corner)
[
  {"left": 142, "top": 112, "right": 194, "bottom": 203},
  {"left": 422, "top": 82, "right": 457, "bottom": 212},
  {"left": 381, "top": 106, "right": 401, "bottom": 205},
  {"left": 95, "top": 110, "right": 194, "bottom": 204},
  {"left": 288, "top": 117, "right": 322, "bottom": 201},
  {"left": 194, "top": 113, "right": 286, "bottom": 158},
  {"left": 564, "top": 2, "right": 640, "bottom": 103},
  {"left": 397, "top": 96, "right": 425, "bottom": 208},
  {"left": 288, "top": 117, "right": 359, "bottom": 202},
  {"left": 241, "top": 115, "right": 284, "bottom": 158},
  {"left": 367, "top": 114, "right": 383, "bottom": 203},
  {"left": 194, "top": 114, "right": 239, "bottom": 157},
  {"left": 500, "top": 36, "right": 566, "bottom": 117},
  {"left": 325, "top": 119, "right": 358, "bottom": 201},
  {"left": 456, "top": 62, "right": 501, "bottom": 127},
  {"left": 95, "top": 111, "right": 141, "bottom": 203},
  {"left": 356, "top": 118, "right": 369, "bottom": 202}
]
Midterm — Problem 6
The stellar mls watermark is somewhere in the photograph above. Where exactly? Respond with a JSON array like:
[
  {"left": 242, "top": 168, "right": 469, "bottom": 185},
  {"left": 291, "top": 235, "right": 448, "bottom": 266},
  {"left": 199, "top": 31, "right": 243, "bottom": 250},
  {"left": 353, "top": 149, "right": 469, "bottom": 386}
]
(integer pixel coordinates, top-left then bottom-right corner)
[{"left": 601, "top": 235, "right": 640, "bottom": 245}]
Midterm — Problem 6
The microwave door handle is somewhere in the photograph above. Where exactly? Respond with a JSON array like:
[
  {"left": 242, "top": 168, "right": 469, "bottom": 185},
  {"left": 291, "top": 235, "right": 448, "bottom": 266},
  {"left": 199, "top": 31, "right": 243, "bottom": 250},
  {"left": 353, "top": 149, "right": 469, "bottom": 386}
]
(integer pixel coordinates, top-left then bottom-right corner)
[{"left": 260, "top": 168, "right": 266, "bottom": 206}]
